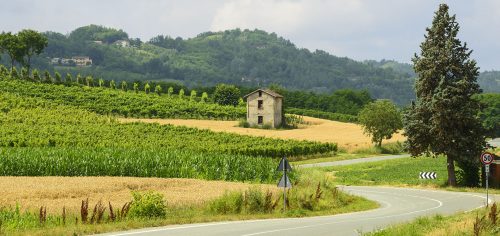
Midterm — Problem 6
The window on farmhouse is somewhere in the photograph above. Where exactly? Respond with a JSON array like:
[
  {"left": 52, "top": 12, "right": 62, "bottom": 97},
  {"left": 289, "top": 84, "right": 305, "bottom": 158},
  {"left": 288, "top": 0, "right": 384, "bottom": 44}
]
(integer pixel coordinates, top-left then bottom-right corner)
[
  {"left": 258, "top": 91, "right": 262, "bottom": 97},
  {"left": 258, "top": 100, "right": 263, "bottom": 109},
  {"left": 258, "top": 116, "right": 263, "bottom": 124}
]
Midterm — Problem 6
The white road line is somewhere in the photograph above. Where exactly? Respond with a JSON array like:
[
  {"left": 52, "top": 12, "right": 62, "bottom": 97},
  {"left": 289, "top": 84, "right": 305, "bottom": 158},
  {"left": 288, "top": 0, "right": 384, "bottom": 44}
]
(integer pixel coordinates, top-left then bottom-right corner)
[
  {"left": 102, "top": 187, "right": 488, "bottom": 236},
  {"left": 241, "top": 189, "right": 446, "bottom": 236}
]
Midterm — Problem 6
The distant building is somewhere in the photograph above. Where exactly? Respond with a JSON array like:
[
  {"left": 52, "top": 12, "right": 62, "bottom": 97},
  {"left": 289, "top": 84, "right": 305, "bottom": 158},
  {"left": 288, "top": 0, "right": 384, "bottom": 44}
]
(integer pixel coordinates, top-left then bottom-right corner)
[
  {"left": 114, "top": 40, "right": 130, "bottom": 47},
  {"left": 92, "top": 40, "right": 103, "bottom": 44},
  {"left": 50, "top": 58, "right": 60, "bottom": 64},
  {"left": 243, "top": 89, "right": 283, "bottom": 128},
  {"left": 71, "top": 56, "right": 92, "bottom": 67}
]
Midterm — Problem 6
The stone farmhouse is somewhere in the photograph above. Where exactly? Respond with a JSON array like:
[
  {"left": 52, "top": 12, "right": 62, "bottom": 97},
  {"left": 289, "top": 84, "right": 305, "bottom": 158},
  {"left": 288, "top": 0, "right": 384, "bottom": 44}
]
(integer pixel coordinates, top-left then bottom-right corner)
[{"left": 243, "top": 89, "right": 283, "bottom": 128}]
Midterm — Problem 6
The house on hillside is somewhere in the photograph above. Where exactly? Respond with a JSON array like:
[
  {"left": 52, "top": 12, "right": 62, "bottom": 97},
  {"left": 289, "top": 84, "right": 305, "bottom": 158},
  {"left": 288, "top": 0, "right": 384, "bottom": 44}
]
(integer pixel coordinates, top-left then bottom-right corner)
[
  {"left": 114, "top": 40, "right": 130, "bottom": 47},
  {"left": 71, "top": 56, "right": 92, "bottom": 67},
  {"left": 243, "top": 89, "right": 283, "bottom": 128}
]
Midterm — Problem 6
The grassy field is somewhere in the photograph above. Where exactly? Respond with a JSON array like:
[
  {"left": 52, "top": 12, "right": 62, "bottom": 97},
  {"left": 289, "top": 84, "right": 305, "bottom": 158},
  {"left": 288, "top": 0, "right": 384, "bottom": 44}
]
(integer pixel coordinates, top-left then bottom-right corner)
[
  {"left": 120, "top": 116, "right": 406, "bottom": 152},
  {"left": 0, "top": 177, "right": 266, "bottom": 214},
  {"left": 366, "top": 205, "right": 500, "bottom": 236},
  {"left": 325, "top": 156, "right": 448, "bottom": 186},
  {"left": 0, "top": 172, "right": 378, "bottom": 236}
]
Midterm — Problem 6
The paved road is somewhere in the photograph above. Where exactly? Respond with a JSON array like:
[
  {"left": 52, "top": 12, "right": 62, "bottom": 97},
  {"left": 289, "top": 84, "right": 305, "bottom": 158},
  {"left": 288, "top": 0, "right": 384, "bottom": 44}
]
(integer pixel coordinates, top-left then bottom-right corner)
[
  {"left": 99, "top": 186, "right": 491, "bottom": 236},
  {"left": 299, "top": 154, "right": 410, "bottom": 168}
]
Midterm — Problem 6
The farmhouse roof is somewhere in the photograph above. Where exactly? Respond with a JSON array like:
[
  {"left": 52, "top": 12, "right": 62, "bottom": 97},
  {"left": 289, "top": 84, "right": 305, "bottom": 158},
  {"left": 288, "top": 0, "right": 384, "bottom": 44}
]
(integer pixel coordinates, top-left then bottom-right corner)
[{"left": 243, "top": 88, "right": 283, "bottom": 98}]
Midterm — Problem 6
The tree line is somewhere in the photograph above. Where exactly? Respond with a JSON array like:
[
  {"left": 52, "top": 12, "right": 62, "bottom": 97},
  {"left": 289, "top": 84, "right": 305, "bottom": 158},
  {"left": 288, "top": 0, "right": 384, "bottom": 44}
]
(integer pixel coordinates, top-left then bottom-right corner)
[{"left": 0, "top": 30, "right": 47, "bottom": 73}]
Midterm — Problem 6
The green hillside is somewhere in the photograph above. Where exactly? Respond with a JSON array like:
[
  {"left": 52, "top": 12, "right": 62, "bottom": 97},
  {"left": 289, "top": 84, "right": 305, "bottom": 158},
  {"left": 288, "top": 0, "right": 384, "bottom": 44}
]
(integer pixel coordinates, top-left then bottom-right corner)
[
  {"left": 3, "top": 25, "right": 498, "bottom": 105},
  {"left": 1, "top": 25, "right": 418, "bottom": 104}
]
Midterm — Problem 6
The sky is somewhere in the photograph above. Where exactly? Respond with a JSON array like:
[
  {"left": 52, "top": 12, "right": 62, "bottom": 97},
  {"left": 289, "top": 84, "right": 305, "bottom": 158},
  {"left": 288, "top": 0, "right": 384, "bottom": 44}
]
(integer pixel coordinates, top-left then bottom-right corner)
[{"left": 1, "top": 0, "right": 499, "bottom": 71}]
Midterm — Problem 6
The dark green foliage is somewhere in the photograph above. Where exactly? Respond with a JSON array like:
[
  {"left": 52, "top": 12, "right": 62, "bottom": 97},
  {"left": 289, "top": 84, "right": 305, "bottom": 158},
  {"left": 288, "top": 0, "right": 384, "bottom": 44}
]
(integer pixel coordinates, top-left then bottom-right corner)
[
  {"left": 129, "top": 192, "right": 167, "bottom": 218},
  {"left": 475, "top": 93, "right": 500, "bottom": 138},
  {"left": 7, "top": 27, "right": 424, "bottom": 104},
  {"left": 213, "top": 84, "right": 240, "bottom": 106},
  {"left": 68, "top": 24, "right": 128, "bottom": 44},
  {"left": 17, "top": 29, "right": 48, "bottom": 73},
  {"left": 276, "top": 89, "right": 373, "bottom": 116},
  {"left": 359, "top": 100, "right": 403, "bottom": 147},
  {"left": 286, "top": 108, "right": 358, "bottom": 123},
  {"left": 404, "top": 4, "right": 486, "bottom": 186},
  {"left": 0, "top": 32, "right": 25, "bottom": 69}
]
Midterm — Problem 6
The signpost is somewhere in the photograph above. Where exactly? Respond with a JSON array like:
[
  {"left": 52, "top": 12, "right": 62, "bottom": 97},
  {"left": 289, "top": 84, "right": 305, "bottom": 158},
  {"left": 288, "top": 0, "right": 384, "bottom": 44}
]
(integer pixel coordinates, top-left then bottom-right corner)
[
  {"left": 480, "top": 152, "right": 494, "bottom": 206},
  {"left": 277, "top": 156, "right": 292, "bottom": 211}
]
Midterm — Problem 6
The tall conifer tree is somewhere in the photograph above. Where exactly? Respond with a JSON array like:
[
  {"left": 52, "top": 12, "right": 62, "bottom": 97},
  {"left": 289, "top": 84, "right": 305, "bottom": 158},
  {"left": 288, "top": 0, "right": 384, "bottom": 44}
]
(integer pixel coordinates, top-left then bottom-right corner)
[{"left": 404, "top": 4, "right": 485, "bottom": 186}]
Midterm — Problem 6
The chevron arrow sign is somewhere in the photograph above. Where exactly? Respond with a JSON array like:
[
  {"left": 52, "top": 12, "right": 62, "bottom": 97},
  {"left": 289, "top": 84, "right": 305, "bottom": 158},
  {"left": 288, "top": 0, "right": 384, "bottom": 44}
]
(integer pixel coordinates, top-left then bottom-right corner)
[{"left": 419, "top": 172, "right": 437, "bottom": 179}]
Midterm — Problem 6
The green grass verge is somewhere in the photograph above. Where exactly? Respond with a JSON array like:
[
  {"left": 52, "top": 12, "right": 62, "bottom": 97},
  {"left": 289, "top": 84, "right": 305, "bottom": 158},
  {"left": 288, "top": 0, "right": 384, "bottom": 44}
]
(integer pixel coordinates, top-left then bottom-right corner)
[
  {"left": 365, "top": 205, "right": 500, "bottom": 236},
  {"left": 324, "top": 156, "right": 500, "bottom": 194},
  {"left": 327, "top": 156, "right": 448, "bottom": 186}
]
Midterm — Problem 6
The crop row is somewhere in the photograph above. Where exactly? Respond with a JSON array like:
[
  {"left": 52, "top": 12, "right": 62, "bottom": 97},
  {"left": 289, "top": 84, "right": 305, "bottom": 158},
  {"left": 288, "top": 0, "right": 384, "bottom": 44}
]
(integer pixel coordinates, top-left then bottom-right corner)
[
  {"left": 0, "top": 147, "right": 280, "bottom": 182},
  {"left": 0, "top": 92, "right": 337, "bottom": 157},
  {"left": 0, "top": 79, "right": 245, "bottom": 120}
]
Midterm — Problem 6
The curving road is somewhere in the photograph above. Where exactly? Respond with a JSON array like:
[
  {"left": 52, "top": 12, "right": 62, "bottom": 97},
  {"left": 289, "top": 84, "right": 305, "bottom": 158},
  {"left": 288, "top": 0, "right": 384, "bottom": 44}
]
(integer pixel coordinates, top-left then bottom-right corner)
[
  {"left": 99, "top": 186, "right": 492, "bottom": 236},
  {"left": 298, "top": 154, "right": 410, "bottom": 168}
]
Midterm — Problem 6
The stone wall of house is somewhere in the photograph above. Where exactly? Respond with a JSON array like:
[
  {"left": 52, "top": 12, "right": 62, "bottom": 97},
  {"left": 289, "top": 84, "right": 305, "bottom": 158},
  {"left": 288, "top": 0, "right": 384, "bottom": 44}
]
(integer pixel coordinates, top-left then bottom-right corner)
[
  {"left": 273, "top": 97, "right": 283, "bottom": 127},
  {"left": 246, "top": 92, "right": 282, "bottom": 128}
]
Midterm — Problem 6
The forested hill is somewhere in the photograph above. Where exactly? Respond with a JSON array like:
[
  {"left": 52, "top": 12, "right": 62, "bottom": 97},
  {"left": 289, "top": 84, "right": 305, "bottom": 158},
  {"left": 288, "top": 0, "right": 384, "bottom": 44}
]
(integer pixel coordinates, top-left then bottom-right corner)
[
  {"left": 365, "top": 59, "right": 500, "bottom": 94},
  {"left": 2, "top": 25, "right": 498, "bottom": 105}
]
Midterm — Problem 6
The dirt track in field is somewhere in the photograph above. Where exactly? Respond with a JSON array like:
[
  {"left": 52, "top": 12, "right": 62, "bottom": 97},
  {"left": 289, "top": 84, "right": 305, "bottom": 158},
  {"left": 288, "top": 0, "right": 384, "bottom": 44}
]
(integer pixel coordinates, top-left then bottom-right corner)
[
  {"left": 0, "top": 177, "right": 271, "bottom": 214},
  {"left": 119, "top": 116, "right": 405, "bottom": 151}
]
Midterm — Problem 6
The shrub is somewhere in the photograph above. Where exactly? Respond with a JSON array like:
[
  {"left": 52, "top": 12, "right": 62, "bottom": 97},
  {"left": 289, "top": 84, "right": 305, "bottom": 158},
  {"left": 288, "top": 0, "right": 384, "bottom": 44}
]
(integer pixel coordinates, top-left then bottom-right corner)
[
  {"left": 262, "top": 123, "right": 272, "bottom": 129},
  {"left": 209, "top": 191, "right": 244, "bottom": 214},
  {"left": 245, "top": 188, "right": 265, "bottom": 213},
  {"left": 238, "top": 120, "right": 250, "bottom": 128},
  {"left": 213, "top": 84, "right": 240, "bottom": 106},
  {"left": 129, "top": 191, "right": 167, "bottom": 218}
]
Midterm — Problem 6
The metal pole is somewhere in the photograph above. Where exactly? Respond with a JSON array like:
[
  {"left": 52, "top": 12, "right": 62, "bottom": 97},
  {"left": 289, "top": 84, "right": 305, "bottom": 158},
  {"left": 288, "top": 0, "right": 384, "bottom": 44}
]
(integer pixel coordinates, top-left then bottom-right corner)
[
  {"left": 486, "top": 168, "right": 489, "bottom": 207},
  {"left": 283, "top": 164, "right": 286, "bottom": 212}
]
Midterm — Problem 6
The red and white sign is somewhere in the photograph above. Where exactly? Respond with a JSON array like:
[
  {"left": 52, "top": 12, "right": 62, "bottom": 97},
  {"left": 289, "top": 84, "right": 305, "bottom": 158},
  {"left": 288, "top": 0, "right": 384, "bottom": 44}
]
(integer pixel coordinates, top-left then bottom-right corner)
[{"left": 481, "top": 152, "right": 494, "bottom": 165}]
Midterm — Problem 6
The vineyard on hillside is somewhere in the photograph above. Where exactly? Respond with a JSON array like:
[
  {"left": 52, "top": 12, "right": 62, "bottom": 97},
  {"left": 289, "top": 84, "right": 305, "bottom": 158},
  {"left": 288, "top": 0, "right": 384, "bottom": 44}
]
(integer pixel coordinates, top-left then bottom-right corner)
[
  {"left": 0, "top": 79, "right": 246, "bottom": 120},
  {"left": 0, "top": 92, "right": 336, "bottom": 181},
  {"left": 0, "top": 92, "right": 336, "bottom": 157}
]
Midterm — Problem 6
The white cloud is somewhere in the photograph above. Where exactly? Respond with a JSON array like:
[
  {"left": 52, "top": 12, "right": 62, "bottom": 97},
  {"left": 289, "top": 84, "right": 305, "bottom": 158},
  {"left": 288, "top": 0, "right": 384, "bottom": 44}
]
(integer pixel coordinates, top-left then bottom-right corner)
[
  {"left": 211, "top": 0, "right": 306, "bottom": 34},
  {"left": 1, "top": 0, "right": 499, "bottom": 70}
]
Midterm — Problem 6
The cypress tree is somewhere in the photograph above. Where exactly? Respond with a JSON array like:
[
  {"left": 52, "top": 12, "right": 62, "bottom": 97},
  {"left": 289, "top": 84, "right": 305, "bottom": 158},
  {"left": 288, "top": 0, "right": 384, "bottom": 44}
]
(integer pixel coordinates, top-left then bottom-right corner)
[{"left": 404, "top": 4, "right": 486, "bottom": 186}]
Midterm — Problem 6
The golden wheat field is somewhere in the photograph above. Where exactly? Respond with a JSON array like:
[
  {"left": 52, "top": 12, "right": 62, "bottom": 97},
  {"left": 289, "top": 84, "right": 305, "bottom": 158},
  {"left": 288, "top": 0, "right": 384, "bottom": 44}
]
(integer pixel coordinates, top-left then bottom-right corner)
[
  {"left": 119, "top": 116, "right": 406, "bottom": 151},
  {"left": 0, "top": 177, "right": 273, "bottom": 214}
]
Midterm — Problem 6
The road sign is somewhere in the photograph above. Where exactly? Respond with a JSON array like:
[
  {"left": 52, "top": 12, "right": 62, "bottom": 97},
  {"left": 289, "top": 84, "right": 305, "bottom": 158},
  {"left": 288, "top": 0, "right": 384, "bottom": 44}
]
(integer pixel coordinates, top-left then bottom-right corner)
[
  {"left": 481, "top": 152, "right": 494, "bottom": 165},
  {"left": 481, "top": 152, "right": 494, "bottom": 207},
  {"left": 276, "top": 156, "right": 292, "bottom": 211},
  {"left": 276, "top": 156, "right": 292, "bottom": 171},
  {"left": 419, "top": 172, "right": 437, "bottom": 179},
  {"left": 277, "top": 175, "right": 292, "bottom": 188}
]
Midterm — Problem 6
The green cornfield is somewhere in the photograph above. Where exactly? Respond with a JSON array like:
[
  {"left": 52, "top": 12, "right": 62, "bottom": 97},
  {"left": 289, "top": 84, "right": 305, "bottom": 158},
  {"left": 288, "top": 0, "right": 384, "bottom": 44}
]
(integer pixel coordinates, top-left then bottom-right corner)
[{"left": 0, "top": 147, "right": 280, "bottom": 182}]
